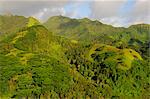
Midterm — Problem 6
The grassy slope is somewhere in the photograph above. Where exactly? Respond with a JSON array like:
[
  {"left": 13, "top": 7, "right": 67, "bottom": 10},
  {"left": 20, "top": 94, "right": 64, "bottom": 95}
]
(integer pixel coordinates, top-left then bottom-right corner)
[
  {"left": 0, "top": 15, "right": 40, "bottom": 34},
  {"left": 0, "top": 15, "right": 149, "bottom": 98}
]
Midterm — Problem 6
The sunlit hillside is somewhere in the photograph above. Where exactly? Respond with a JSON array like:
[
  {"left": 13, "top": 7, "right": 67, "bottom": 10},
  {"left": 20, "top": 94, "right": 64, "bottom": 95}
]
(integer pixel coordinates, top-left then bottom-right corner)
[{"left": 0, "top": 15, "right": 149, "bottom": 98}]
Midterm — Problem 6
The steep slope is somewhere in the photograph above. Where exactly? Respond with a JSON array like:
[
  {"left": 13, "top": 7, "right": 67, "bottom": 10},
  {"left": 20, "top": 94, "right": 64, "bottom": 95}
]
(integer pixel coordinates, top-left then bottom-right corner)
[
  {"left": 44, "top": 16, "right": 149, "bottom": 44},
  {"left": 44, "top": 16, "right": 123, "bottom": 39},
  {"left": 0, "top": 25, "right": 101, "bottom": 98},
  {"left": 86, "top": 44, "right": 142, "bottom": 70},
  {"left": 0, "top": 15, "right": 40, "bottom": 34},
  {"left": 65, "top": 42, "right": 149, "bottom": 97},
  {"left": 0, "top": 25, "right": 66, "bottom": 61},
  {"left": 44, "top": 16, "right": 150, "bottom": 57},
  {"left": 127, "top": 24, "right": 150, "bottom": 58},
  {"left": 0, "top": 15, "right": 149, "bottom": 98},
  {"left": 0, "top": 25, "right": 68, "bottom": 98}
]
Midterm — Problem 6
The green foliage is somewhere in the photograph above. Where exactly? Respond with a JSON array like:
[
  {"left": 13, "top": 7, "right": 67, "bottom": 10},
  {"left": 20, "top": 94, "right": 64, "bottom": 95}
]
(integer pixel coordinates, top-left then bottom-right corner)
[
  {"left": 0, "top": 15, "right": 28, "bottom": 34},
  {"left": 0, "top": 15, "right": 149, "bottom": 98},
  {"left": 28, "top": 54, "right": 73, "bottom": 94},
  {"left": 14, "top": 28, "right": 36, "bottom": 51},
  {"left": 44, "top": 16, "right": 150, "bottom": 50},
  {"left": 65, "top": 42, "right": 149, "bottom": 98},
  {"left": 0, "top": 54, "right": 27, "bottom": 95},
  {"left": 27, "top": 17, "right": 40, "bottom": 27}
]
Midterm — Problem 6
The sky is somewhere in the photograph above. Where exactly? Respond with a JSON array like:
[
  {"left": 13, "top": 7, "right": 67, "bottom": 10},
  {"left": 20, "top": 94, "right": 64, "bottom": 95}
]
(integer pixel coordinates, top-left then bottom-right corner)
[{"left": 0, "top": 0, "right": 149, "bottom": 27}]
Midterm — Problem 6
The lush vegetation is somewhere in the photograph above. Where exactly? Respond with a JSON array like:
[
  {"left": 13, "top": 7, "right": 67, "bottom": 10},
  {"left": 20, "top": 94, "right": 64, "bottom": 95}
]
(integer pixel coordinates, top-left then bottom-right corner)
[{"left": 0, "top": 15, "right": 149, "bottom": 98}]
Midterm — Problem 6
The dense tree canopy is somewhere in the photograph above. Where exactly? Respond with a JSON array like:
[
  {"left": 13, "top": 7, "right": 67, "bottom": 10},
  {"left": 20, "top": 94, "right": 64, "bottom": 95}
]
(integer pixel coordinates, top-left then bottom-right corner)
[{"left": 0, "top": 15, "right": 149, "bottom": 98}]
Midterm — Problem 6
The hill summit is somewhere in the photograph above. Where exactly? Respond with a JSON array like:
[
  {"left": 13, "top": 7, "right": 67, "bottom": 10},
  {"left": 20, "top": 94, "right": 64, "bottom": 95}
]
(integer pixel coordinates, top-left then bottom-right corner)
[{"left": 0, "top": 15, "right": 149, "bottom": 98}]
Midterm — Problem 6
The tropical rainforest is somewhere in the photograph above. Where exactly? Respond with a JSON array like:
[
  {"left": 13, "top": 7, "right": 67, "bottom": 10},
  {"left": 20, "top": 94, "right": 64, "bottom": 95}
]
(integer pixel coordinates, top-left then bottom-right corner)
[{"left": 0, "top": 15, "right": 149, "bottom": 99}]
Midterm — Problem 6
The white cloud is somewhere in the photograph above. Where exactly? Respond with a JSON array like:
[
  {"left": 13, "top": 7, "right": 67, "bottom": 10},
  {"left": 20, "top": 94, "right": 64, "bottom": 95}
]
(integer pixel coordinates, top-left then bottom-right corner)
[
  {"left": 33, "top": 7, "right": 67, "bottom": 21},
  {"left": 0, "top": 0, "right": 149, "bottom": 26},
  {"left": 101, "top": 16, "right": 126, "bottom": 27},
  {"left": 33, "top": 8, "right": 47, "bottom": 20},
  {"left": 0, "top": 1, "right": 69, "bottom": 21},
  {"left": 91, "top": 0, "right": 126, "bottom": 18},
  {"left": 91, "top": 0, "right": 150, "bottom": 26}
]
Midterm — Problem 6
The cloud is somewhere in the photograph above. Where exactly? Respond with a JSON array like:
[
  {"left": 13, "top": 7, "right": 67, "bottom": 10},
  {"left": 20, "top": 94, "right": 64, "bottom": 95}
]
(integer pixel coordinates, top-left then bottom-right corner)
[
  {"left": 91, "top": 0, "right": 126, "bottom": 18},
  {"left": 91, "top": 0, "right": 150, "bottom": 27},
  {"left": 119, "top": 0, "right": 136, "bottom": 15},
  {"left": 64, "top": 1, "right": 92, "bottom": 18},
  {"left": 0, "top": 0, "right": 149, "bottom": 27},
  {"left": 33, "top": 7, "right": 66, "bottom": 21},
  {"left": 0, "top": 0, "right": 68, "bottom": 21}
]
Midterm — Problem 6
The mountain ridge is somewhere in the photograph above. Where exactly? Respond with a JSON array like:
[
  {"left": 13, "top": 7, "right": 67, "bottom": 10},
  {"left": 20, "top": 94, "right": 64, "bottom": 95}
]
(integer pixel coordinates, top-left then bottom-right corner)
[{"left": 0, "top": 15, "right": 149, "bottom": 98}]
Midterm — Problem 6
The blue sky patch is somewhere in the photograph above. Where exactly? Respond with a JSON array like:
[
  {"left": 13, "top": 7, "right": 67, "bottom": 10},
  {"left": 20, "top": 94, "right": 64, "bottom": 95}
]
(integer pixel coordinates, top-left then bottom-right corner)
[
  {"left": 119, "top": 0, "right": 136, "bottom": 15},
  {"left": 64, "top": 1, "right": 91, "bottom": 18}
]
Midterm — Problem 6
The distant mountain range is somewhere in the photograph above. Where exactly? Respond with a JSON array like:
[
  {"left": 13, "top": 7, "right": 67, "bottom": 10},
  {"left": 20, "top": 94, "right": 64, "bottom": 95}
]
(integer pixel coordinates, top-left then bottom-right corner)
[{"left": 0, "top": 15, "right": 149, "bottom": 98}]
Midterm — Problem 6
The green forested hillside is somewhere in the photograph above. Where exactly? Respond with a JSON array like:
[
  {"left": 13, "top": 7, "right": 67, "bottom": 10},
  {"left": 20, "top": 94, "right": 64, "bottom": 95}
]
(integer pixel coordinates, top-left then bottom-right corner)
[
  {"left": 44, "top": 16, "right": 149, "bottom": 52},
  {"left": 0, "top": 15, "right": 40, "bottom": 34},
  {"left": 0, "top": 15, "right": 149, "bottom": 98}
]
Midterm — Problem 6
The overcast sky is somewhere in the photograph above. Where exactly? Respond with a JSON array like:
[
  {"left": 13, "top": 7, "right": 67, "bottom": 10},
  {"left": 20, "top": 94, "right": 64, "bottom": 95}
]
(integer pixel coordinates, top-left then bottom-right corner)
[{"left": 0, "top": 0, "right": 149, "bottom": 27}]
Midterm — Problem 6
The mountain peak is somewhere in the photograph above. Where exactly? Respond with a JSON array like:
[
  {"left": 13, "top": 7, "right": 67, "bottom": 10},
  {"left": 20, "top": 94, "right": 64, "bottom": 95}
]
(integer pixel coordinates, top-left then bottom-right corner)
[
  {"left": 49, "top": 15, "right": 70, "bottom": 20},
  {"left": 27, "top": 17, "right": 40, "bottom": 27}
]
